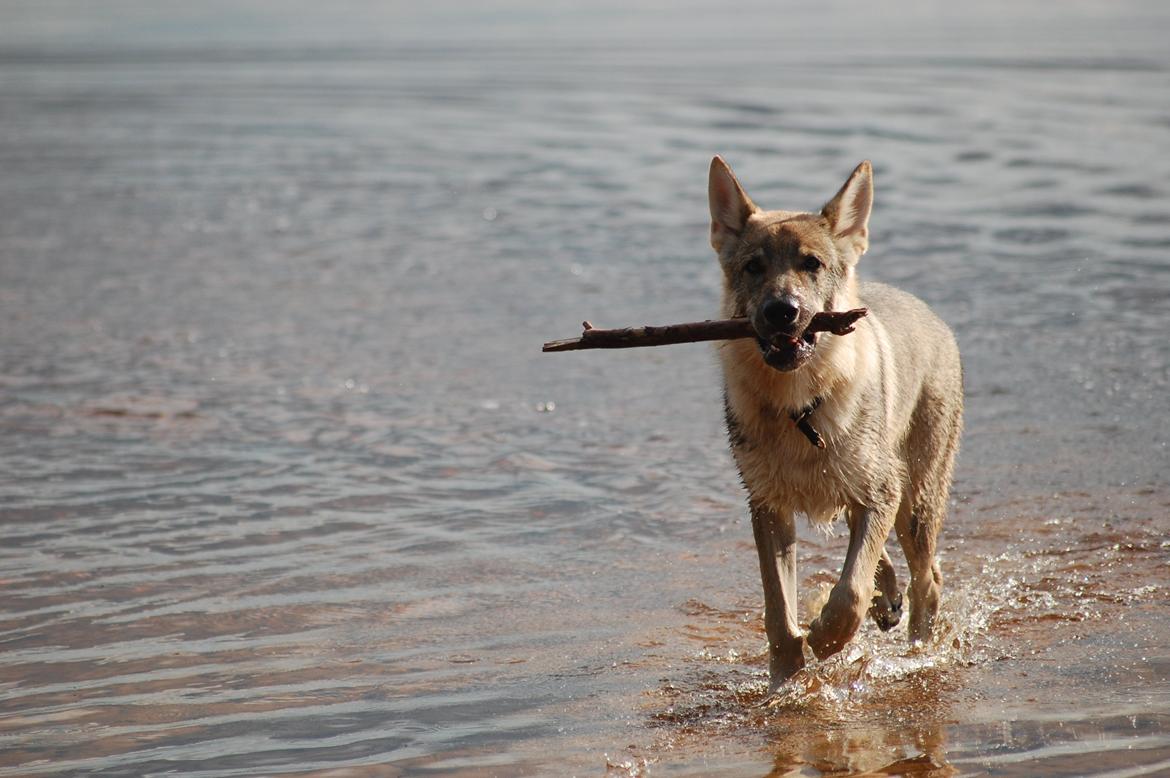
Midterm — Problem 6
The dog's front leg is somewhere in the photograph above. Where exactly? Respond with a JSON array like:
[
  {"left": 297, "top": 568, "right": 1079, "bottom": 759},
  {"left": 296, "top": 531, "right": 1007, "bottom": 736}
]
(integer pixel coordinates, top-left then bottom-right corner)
[
  {"left": 807, "top": 499, "right": 898, "bottom": 659},
  {"left": 751, "top": 502, "right": 805, "bottom": 689}
]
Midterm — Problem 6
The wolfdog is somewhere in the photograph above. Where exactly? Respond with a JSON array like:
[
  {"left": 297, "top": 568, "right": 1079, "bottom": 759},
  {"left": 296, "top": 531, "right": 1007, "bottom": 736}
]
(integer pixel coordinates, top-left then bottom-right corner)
[{"left": 709, "top": 156, "right": 963, "bottom": 689}]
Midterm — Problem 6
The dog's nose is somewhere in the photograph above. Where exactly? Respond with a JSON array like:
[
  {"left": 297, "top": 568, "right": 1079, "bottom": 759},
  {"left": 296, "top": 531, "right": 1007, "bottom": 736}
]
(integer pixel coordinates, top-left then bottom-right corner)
[{"left": 762, "top": 297, "right": 800, "bottom": 328}]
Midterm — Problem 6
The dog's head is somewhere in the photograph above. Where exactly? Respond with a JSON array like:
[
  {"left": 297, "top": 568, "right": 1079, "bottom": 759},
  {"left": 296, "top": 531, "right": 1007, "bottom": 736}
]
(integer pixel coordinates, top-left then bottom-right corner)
[{"left": 709, "top": 157, "right": 872, "bottom": 372}]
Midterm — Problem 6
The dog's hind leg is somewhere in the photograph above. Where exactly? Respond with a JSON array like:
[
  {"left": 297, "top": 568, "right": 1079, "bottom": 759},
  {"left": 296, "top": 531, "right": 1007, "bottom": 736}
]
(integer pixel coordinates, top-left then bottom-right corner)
[
  {"left": 898, "top": 399, "right": 962, "bottom": 644},
  {"left": 867, "top": 546, "right": 903, "bottom": 632},
  {"left": 895, "top": 506, "right": 943, "bottom": 644},
  {"left": 751, "top": 503, "right": 805, "bottom": 689}
]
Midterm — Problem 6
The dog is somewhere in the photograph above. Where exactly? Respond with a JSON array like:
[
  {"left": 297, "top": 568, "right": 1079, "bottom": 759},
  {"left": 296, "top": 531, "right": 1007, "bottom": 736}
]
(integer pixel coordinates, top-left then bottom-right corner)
[{"left": 708, "top": 156, "right": 963, "bottom": 690}]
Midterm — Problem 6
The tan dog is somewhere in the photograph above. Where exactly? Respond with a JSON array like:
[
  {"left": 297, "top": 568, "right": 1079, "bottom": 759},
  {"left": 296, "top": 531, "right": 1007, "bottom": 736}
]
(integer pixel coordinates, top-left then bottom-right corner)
[{"left": 709, "top": 157, "right": 963, "bottom": 689}]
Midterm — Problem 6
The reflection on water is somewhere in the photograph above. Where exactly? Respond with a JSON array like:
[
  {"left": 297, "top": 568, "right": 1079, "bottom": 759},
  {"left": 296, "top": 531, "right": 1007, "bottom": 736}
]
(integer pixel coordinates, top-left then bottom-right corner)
[{"left": 2, "top": 1, "right": 1169, "bottom": 775}]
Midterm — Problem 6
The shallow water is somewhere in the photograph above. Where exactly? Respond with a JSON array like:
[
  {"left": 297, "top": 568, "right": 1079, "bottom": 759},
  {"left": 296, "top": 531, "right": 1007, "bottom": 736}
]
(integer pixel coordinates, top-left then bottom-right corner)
[{"left": 1, "top": 1, "right": 1169, "bottom": 775}]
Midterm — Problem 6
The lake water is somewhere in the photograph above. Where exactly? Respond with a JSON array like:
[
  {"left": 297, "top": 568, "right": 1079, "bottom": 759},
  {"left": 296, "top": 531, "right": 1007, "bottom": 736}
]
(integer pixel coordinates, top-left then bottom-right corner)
[{"left": 1, "top": 1, "right": 1169, "bottom": 775}]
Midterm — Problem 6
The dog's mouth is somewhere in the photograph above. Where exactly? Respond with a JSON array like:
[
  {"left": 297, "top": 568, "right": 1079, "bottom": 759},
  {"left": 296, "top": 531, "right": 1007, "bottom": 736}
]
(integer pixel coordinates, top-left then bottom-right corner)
[{"left": 756, "top": 329, "right": 818, "bottom": 372}]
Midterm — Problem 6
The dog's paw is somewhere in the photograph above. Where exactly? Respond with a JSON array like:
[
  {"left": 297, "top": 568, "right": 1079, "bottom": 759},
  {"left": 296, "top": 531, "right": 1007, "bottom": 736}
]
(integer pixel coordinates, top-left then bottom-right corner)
[
  {"left": 768, "top": 645, "right": 807, "bottom": 692},
  {"left": 807, "top": 591, "right": 864, "bottom": 659},
  {"left": 868, "top": 589, "right": 903, "bottom": 632}
]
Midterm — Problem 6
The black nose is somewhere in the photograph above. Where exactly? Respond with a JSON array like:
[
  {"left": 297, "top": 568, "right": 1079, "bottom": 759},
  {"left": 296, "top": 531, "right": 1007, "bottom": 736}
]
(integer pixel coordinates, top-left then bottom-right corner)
[{"left": 762, "top": 297, "right": 800, "bottom": 328}]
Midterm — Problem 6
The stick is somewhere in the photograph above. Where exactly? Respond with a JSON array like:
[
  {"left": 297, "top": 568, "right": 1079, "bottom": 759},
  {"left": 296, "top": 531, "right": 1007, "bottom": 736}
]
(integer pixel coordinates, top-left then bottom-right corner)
[{"left": 542, "top": 308, "right": 868, "bottom": 352}]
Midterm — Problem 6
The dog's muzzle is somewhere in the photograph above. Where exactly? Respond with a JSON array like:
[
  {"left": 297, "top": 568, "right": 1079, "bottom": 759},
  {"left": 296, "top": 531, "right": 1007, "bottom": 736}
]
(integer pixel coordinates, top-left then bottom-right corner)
[
  {"left": 756, "top": 329, "right": 818, "bottom": 372},
  {"left": 755, "top": 296, "right": 818, "bottom": 372}
]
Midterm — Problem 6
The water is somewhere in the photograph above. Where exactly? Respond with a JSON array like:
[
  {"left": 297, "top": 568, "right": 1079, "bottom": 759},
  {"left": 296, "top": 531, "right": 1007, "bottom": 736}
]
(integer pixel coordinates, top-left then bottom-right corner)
[{"left": 1, "top": 1, "right": 1168, "bottom": 775}]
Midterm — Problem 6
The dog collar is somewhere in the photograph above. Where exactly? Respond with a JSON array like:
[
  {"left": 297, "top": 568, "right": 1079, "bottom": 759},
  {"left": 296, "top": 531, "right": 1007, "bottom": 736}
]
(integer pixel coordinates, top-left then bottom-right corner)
[{"left": 790, "top": 397, "right": 825, "bottom": 449}]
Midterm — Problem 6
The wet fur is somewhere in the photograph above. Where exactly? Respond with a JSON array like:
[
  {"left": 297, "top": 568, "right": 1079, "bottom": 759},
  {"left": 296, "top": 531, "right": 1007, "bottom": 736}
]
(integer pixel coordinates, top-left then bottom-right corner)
[{"left": 709, "top": 157, "right": 963, "bottom": 689}]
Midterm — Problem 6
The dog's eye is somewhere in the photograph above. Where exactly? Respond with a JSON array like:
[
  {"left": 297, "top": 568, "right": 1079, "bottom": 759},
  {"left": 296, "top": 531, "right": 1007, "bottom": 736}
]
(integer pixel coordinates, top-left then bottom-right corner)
[
  {"left": 800, "top": 255, "right": 823, "bottom": 272},
  {"left": 743, "top": 257, "right": 764, "bottom": 275}
]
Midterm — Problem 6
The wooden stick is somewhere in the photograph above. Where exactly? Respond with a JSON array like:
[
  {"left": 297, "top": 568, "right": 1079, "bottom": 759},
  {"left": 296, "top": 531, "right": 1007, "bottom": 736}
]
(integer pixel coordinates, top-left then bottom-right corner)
[{"left": 542, "top": 308, "right": 868, "bottom": 352}]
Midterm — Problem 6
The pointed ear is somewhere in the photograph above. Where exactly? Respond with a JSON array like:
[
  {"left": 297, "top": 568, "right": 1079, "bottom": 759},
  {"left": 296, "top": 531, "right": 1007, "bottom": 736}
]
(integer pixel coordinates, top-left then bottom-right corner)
[
  {"left": 708, "top": 156, "right": 757, "bottom": 253},
  {"left": 821, "top": 160, "right": 873, "bottom": 255}
]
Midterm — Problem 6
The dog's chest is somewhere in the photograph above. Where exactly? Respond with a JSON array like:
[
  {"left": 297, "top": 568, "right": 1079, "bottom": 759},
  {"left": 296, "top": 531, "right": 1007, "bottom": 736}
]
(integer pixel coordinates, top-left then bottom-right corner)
[{"left": 724, "top": 396, "right": 858, "bottom": 523}]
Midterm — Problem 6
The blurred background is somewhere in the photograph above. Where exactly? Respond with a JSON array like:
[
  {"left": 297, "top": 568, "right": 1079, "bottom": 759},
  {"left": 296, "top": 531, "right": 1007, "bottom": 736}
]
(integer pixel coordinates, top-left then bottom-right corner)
[{"left": 1, "top": 2, "right": 1168, "bottom": 776}]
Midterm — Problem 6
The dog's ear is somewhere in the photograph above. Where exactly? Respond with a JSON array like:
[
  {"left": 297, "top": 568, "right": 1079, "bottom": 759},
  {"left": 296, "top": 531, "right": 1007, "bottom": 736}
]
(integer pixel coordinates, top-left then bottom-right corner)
[
  {"left": 822, "top": 161, "right": 872, "bottom": 256},
  {"left": 708, "top": 156, "right": 757, "bottom": 253}
]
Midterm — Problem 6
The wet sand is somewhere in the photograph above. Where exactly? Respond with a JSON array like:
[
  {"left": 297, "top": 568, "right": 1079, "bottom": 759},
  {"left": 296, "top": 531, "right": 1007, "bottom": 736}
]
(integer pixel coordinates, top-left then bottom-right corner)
[{"left": 1, "top": 1, "right": 1169, "bottom": 775}]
